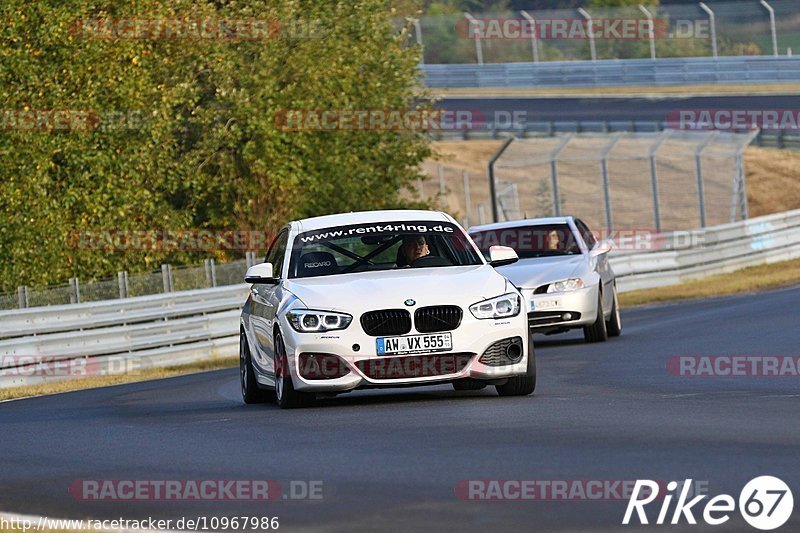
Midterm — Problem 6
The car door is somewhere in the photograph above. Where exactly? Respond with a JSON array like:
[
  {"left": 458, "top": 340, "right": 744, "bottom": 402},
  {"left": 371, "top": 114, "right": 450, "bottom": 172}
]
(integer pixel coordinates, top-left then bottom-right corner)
[
  {"left": 575, "top": 219, "right": 614, "bottom": 313},
  {"left": 248, "top": 229, "right": 289, "bottom": 383}
]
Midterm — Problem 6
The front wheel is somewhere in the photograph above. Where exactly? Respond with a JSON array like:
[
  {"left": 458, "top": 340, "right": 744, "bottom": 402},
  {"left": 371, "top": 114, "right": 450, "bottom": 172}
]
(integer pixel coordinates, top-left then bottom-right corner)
[
  {"left": 274, "top": 332, "right": 316, "bottom": 409},
  {"left": 606, "top": 286, "right": 622, "bottom": 337},
  {"left": 583, "top": 289, "right": 608, "bottom": 343},
  {"left": 496, "top": 334, "right": 536, "bottom": 397}
]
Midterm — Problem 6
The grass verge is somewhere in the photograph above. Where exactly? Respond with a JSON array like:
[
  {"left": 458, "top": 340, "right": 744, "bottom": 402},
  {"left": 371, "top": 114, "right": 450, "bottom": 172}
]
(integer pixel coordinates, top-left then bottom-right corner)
[
  {"left": 0, "top": 355, "right": 238, "bottom": 402},
  {"left": 619, "top": 258, "right": 800, "bottom": 307}
]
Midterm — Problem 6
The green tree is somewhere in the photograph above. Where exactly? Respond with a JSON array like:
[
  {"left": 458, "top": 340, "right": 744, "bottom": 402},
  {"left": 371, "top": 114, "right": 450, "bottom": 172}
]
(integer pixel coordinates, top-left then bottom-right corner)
[{"left": 0, "top": 0, "right": 431, "bottom": 293}]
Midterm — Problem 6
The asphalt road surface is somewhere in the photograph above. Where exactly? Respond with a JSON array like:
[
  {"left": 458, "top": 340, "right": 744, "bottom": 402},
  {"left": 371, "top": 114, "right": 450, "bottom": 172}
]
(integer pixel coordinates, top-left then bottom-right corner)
[
  {"left": 2, "top": 285, "right": 799, "bottom": 532},
  {"left": 437, "top": 94, "right": 799, "bottom": 125}
]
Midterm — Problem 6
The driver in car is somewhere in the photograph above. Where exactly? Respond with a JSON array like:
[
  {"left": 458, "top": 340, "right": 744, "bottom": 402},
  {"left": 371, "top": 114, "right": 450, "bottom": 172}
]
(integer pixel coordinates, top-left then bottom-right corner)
[{"left": 397, "top": 234, "right": 430, "bottom": 267}]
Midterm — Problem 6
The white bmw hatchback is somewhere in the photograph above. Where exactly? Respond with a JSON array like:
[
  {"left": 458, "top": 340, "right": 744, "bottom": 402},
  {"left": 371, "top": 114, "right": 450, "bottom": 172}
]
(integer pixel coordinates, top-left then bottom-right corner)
[{"left": 240, "top": 209, "right": 535, "bottom": 408}]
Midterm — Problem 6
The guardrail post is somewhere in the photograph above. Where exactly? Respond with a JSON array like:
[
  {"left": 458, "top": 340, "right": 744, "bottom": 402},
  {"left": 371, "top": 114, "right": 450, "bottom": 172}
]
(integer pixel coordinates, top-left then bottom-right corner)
[
  {"left": 648, "top": 130, "right": 672, "bottom": 233},
  {"left": 520, "top": 11, "right": 541, "bottom": 62},
  {"left": 488, "top": 135, "right": 515, "bottom": 222},
  {"left": 17, "top": 286, "right": 28, "bottom": 309},
  {"left": 464, "top": 13, "right": 483, "bottom": 65},
  {"left": 438, "top": 164, "right": 446, "bottom": 195},
  {"left": 118, "top": 271, "right": 129, "bottom": 299},
  {"left": 599, "top": 134, "right": 623, "bottom": 231},
  {"left": 411, "top": 18, "right": 423, "bottom": 64},
  {"left": 161, "top": 264, "right": 173, "bottom": 293},
  {"left": 205, "top": 258, "right": 218, "bottom": 287},
  {"left": 638, "top": 5, "right": 657, "bottom": 60},
  {"left": 731, "top": 129, "right": 758, "bottom": 222},
  {"left": 549, "top": 134, "right": 574, "bottom": 217},
  {"left": 699, "top": 3, "right": 718, "bottom": 58},
  {"left": 695, "top": 131, "right": 719, "bottom": 228},
  {"left": 69, "top": 277, "right": 81, "bottom": 304},
  {"left": 578, "top": 8, "right": 597, "bottom": 61},
  {"left": 760, "top": 1, "right": 778, "bottom": 57}
]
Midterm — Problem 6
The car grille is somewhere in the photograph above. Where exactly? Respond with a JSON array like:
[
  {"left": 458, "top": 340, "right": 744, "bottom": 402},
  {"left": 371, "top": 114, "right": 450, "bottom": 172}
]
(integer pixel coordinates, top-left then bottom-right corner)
[
  {"left": 356, "top": 353, "right": 474, "bottom": 380},
  {"left": 360, "top": 309, "right": 412, "bottom": 336},
  {"left": 414, "top": 305, "right": 463, "bottom": 333},
  {"left": 479, "top": 337, "right": 524, "bottom": 366},
  {"left": 528, "top": 311, "right": 582, "bottom": 327}
]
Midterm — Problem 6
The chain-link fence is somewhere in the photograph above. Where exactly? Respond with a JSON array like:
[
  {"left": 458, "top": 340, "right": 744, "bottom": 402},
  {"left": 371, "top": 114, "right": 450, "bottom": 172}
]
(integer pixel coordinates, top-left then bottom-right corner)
[
  {"left": 2, "top": 257, "right": 253, "bottom": 311},
  {"left": 422, "top": 130, "right": 757, "bottom": 233},
  {"left": 415, "top": 0, "right": 799, "bottom": 64}
]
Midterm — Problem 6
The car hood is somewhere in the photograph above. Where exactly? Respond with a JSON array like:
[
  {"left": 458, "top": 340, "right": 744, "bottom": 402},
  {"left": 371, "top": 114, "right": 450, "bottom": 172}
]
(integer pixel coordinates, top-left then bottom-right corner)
[
  {"left": 283, "top": 265, "right": 509, "bottom": 314},
  {"left": 496, "top": 255, "right": 585, "bottom": 290}
]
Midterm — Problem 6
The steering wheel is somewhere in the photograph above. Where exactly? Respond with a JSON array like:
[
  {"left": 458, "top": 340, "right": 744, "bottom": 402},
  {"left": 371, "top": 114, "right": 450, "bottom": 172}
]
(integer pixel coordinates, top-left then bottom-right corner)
[{"left": 409, "top": 255, "right": 450, "bottom": 268}]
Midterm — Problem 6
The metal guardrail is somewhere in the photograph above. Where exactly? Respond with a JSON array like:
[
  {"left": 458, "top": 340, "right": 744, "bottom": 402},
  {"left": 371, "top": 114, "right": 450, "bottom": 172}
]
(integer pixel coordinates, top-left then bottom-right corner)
[
  {"left": 611, "top": 208, "right": 800, "bottom": 291},
  {"left": 0, "top": 285, "right": 248, "bottom": 388},
  {"left": 1, "top": 209, "right": 799, "bottom": 389},
  {"left": 420, "top": 56, "right": 800, "bottom": 88}
]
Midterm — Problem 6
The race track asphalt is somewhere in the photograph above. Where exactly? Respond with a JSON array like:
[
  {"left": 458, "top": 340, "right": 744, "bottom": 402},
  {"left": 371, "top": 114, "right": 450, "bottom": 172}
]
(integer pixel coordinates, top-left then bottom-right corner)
[{"left": 1, "top": 285, "right": 798, "bottom": 532}]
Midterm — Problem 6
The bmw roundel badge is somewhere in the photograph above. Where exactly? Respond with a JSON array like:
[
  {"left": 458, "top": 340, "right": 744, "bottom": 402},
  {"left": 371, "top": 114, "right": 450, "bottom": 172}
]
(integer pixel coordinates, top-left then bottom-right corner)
[{"left": 404, "top": 299, "right": 416, "bottom": 306}]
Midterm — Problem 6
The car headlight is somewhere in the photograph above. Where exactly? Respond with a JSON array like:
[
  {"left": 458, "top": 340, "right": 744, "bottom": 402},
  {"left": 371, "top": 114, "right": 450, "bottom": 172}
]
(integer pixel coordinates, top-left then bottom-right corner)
[
  {"left": 469, "top": 293, "right": 521, "bottom": 319},
  {"left": 547, "top": 278, "right": 584, "bottom": 293},
  {"left": 286, "top": 310, "right": 352, "bottom": 332}
]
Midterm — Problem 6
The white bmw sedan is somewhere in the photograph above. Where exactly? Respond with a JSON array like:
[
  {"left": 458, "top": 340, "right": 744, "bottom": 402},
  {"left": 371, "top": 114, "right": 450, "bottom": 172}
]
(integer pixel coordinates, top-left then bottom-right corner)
[
  {"left": 240, "top": 209, "right": 535, "bottom": 408},
  {"left": 469, "top": 217, "right": 621, "bottom": 343}
]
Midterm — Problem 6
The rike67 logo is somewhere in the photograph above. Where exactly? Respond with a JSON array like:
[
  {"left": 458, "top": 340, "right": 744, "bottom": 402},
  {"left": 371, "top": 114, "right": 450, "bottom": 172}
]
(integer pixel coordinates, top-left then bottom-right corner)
[{"left": 623, "top": 476, "right": 793, "bottom": 530}]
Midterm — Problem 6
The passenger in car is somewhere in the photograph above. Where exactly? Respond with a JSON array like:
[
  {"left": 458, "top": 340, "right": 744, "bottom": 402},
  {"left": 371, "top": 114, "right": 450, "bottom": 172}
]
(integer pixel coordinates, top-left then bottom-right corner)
[{"left": 544, "top": 229, "right": 560, "bottom": 251}]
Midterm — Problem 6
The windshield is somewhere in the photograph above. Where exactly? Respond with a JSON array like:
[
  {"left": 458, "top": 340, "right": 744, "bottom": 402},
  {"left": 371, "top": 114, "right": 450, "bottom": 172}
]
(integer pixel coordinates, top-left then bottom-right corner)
[
  {"left": 470, "top": 223, "right": 581, "bottom": 259},
  {"left": 288, "top": 221, "right": 483, "bottom": 279}
]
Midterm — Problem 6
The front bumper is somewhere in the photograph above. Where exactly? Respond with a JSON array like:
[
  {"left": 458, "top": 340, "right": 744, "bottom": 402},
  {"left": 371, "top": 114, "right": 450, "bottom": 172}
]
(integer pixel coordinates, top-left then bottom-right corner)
[
  {"left": 524, "top": 285, "right": 599, "bottom": 332},
  {"left": 282, "top": 312, "right": 529, "bottom": 392}
]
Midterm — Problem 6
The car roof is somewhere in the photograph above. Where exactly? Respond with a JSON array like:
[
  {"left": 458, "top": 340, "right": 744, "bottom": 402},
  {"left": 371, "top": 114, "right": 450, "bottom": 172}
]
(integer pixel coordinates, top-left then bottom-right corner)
[
  {"left": 294, "top": 209, "right": 452, "bottom": 233},
  {"left": 468, "top": 216, "right": 575, "bottom": 233}
]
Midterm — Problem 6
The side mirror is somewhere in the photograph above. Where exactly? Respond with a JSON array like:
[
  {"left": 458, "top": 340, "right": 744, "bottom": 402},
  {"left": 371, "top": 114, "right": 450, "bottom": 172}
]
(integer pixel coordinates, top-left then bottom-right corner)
[
  {"left": 488, "top": 245, "right": 519, "bottom": 267},
  {"left": 589, "top": 241, "right": 612, "bottom": 258},
  {"left": 244, "top": 262, "right": 278, "bottom": 284}
]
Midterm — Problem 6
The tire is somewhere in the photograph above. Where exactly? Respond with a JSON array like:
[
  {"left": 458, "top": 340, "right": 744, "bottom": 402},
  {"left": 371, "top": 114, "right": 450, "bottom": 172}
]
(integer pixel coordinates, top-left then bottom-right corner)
[
  {"left": 274, "top": 332, "right": 316, "bottom": 409},
  {"left": 606, "top": 285, "right": 622, "bottom": 337},
  {"left": 240, "top": 331, "right": 271, "bottom": 404},
  {"left": 452, "top": 379, "right": 486, "bottom": 391},
  {"left": 583, "top": 289, "right": 608, "bottom": 343},
  {"left": 495, "top": 333, "right": 536, "bottom": 397}
]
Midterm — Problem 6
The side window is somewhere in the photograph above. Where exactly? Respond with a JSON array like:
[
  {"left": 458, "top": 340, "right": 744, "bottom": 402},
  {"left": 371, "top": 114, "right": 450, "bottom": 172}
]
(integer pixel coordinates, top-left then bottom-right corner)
[
  {"left": 264, "top": 231, "right": 289, "bottom": 278},
  {"left": 575, "top": 220, "right": 597, "bottom": 249}
]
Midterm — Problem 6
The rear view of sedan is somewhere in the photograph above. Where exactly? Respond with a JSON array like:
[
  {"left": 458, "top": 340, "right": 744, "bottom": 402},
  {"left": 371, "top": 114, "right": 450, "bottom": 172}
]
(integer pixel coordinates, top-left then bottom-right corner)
[{"left": 469, "top": 216, "right": 621, "bottom": 343}]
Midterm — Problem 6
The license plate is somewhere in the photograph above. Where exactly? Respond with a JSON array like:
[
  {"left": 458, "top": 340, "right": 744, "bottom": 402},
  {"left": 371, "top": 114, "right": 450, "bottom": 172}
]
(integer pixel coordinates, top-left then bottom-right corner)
[
  {"left": 376, "top": 333, "right": 453, "bottom": 355},
  {"left": 531, "top": 298, "right": 559, "bottom": 311}
]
